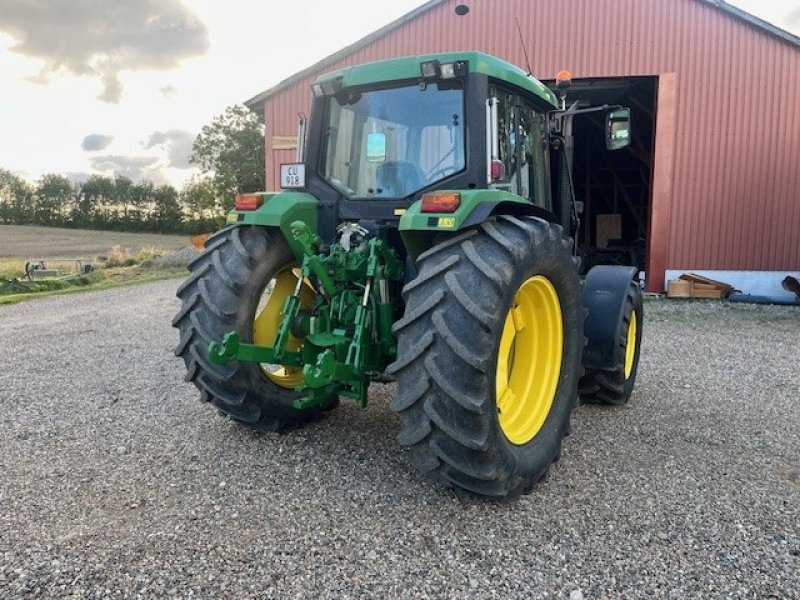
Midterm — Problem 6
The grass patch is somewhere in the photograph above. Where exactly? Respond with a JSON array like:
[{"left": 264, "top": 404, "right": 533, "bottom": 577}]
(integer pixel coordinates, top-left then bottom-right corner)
[
  {"left": 0, "top": 265, "right": 187, "bottom": 305},
  {"left": 0, "top": 246, "right": 188, "bottom": 305}
]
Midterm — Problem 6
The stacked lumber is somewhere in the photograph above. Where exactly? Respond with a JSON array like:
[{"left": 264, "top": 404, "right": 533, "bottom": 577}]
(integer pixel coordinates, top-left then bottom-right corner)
[{"left": 667, "top": 273, "right": 734, "bottom": 299}]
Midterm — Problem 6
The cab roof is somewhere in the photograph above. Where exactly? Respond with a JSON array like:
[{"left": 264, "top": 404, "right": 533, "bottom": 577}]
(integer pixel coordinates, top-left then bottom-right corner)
[{"left": 314, "top": 51, "right": 559, "bottom": 108}]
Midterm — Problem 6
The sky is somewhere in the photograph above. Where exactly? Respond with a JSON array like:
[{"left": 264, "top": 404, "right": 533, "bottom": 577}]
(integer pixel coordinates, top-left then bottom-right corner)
[{"left": 0, "top": 0, "right": 798, "bottom": 189}]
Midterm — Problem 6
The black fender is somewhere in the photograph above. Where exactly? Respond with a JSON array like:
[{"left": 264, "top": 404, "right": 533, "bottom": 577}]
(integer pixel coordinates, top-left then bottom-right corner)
[
  {"left": 459, "top": 200, "right": 556, "bottom": 229},
  {"left": 582, "top": 265, "right": 639, "bottom": 371}
]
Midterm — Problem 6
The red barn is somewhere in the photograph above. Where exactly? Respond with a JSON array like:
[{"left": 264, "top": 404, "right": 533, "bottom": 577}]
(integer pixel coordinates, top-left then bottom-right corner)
[{"left": 244, "top": 0, "right": 800, "bottom": 294}]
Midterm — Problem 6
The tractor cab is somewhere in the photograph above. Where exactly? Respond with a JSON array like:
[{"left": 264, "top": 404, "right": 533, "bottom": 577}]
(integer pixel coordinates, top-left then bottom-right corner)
[{"left": 275, "top": 52, "right": 631, "bottom": 253}]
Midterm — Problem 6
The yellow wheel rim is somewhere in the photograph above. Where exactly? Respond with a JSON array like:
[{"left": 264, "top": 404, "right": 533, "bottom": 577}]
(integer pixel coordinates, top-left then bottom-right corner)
[
  {"left": 496, "top": 275, "right": 563, "bottom": 445},
  {"left": 253, "top": 265, "right": 313, "bottom": 388},
  {"left": 624, "top": 311, "right": 637, "bottom": 379}
]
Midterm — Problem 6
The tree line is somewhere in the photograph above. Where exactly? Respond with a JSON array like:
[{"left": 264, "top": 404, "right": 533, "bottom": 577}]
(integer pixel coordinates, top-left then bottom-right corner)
[
  {"left": 0, "top": 105, "right": 266, "bottom": 235},
  {"left": 0, "top": 169, "right": 225, "bottom": 233},
  {"left": 0, "top": 170, "right": 225, "bottom": 234}
]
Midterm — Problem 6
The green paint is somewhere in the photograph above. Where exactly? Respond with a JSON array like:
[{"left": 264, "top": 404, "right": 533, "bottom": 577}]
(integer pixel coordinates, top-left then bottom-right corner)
[
  {"left": 226, "top": 191, "right": 319, "bottom": 262},
  {"left": 316, "top": 51, "right": 559, "bottom": 108},
  {"left": 398, "top": 188, "right": 533, "bottom": 257}
]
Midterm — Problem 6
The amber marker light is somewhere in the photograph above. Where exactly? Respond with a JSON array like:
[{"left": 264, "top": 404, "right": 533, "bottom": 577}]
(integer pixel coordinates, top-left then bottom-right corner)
[
  {"left": 421, "top": 192, "right": 460, "bottom": 213},
  {"left": 234, "top": 194, "right": 264, "bottom": 211},
  {"left": 556, "top": 70, "right": 572, "bottom": 89}
]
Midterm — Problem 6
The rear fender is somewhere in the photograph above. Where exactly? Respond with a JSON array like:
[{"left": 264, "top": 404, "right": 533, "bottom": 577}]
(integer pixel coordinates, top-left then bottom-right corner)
[
  {"left": 582, "top": 265, "right": 639, "bottom": 371},
  {"left": 225, "top": 191, "right": 319, "bottom": 262},
  {"left": 398, "top": 189, "right": 554, "bottom": 260}
]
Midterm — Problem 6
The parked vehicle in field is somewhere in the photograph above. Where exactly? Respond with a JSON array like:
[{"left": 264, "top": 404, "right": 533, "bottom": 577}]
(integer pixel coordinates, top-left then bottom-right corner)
[{"left": 173, "top": 52, "right": 643, "bottom": 497}]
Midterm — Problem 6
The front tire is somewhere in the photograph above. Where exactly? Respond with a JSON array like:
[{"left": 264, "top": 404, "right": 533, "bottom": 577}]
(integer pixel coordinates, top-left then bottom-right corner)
[
  {"left": 579, "top": 281, "right": 643, "bottom": 405},
  {"left": 172, "top": 225, "right": 333, "bottom": 430},
  {"left": 388, "top": 216, "right": 583, "bottom": 497}
]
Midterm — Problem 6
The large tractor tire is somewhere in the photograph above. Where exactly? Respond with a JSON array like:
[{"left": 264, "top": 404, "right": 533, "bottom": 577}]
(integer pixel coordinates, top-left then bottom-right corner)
[
  {"left": 173, "top": 225, "right": 334, "bottom": 430},
  {"left": 579, "top": 281, "right": 643, "bottom": 405},
  {"left": 388, "top": 216, "right": 583, "bottom": 497}
]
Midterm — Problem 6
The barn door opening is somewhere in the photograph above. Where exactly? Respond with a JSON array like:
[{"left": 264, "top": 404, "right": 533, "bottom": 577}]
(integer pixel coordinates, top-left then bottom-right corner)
[{"left": 562, "top": 76, "right": 658, "bottom": 280}]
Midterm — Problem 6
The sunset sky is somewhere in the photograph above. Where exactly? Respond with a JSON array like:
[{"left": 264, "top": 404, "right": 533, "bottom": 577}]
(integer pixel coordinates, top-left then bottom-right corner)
[{"left": 0, "top": 0, "right": 797, "bottom": 188}]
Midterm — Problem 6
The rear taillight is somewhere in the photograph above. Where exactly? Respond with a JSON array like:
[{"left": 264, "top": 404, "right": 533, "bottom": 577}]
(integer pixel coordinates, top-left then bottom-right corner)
[
  {"left": 234, "top": 194, "right": 264, "bottom": 210},
  {"left": 490, "top": 159, "right": 504, "bottom": 181},
  {"left": 421, "top": 192, "right": 461, "bottom": 213}
]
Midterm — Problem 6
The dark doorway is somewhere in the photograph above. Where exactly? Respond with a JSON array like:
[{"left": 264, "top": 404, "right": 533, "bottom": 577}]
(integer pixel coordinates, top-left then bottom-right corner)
[{"left": 564, "top": 76, "right": 657, "bottom": 275}]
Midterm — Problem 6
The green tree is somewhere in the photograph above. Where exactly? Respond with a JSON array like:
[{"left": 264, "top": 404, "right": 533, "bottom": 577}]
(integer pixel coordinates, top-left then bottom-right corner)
[
  {"left": 151, "top": 184, "right": 183, "bottom": 232},
  {"left": 181, "top": 175, "right": 225, "bottom": 232},
  {"left": 0, "top": 169, "right": 34, "bottom": 224},
  {"left": 75, "top": 175, "right": 114, "bottom": 226},
  {"left": 130, "top": 180, "right": 155, "bottom": 228},
  {"left": 35, "top": 173, "right": 73, "bottom": 225},
  {"left": 113, "top": 176, "right": 134, "bottom": 226},
  {"left": 190, "top": 104, "right": 265, "bottom": 200}
]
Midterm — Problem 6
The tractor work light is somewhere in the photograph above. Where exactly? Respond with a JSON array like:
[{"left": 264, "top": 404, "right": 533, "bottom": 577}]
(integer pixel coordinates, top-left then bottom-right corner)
[
  {"left": 318, "top": 76, "right": 344, "bottom": 96},
  {"left": 420, "top": 60, "right": 440, "bottom": 78},
  {"left": 440, "top": 62, "right": 456, "bottom": 79},
  {"left": 421, "top": 192, "right": 460, "bottom": 213},
  {"left": 234, "top": 194, "right": 264, "bottom": 211}
]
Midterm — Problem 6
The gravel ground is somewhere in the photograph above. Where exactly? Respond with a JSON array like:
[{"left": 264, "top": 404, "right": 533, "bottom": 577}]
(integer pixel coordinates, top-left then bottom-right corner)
[{"left": 0, "top": 281, "right": 798, "bottom": 599}]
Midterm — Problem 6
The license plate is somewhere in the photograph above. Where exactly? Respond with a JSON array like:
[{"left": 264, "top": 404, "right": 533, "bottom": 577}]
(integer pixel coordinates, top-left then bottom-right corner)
[{"left": 280, "top": 163, "right": 305, "bottom": 189}]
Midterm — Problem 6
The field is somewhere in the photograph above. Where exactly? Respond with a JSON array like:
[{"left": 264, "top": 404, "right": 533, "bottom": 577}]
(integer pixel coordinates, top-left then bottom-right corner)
[
  {"left": 0, "top": 224, "right": 188, "bottom": 259},
  {"left": 0, "top": 224, "right": 194, "bottom": 303}
]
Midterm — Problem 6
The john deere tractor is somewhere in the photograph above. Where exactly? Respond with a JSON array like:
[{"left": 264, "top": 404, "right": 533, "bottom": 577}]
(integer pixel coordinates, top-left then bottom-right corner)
[{"left": 173, "top": 52, "right": 643, "bottom": 497}]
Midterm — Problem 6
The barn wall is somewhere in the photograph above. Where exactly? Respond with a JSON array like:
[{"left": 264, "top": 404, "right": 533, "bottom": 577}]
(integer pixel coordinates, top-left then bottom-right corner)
[{"left": 262, "top": 0, "right": 800, "bottom": 276}]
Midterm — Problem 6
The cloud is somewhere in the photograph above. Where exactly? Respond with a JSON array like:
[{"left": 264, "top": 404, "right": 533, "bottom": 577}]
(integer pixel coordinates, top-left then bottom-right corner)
[
  {"left": 0, "top": 0, "right": 209, "bottom": 103},
  {"left": 64, "top": 172, "right": 92, "bottom": 184},
  {"left": 81, "top": 133, "right": 114, "bottom": 152},
  {"left": 160, "top": 84, "right": 177, "bottom": 98},
  {"left": 144, "top": 129, "right": 195, "bottom": 169},
  {"left": 89, "top": 154, "right": 166, "bottom": 183}
]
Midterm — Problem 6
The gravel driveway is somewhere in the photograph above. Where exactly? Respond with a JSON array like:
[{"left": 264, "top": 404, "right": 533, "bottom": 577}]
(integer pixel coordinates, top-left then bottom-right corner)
[{"left": 1, "top": 281, "right": 798, "bottom": 598}]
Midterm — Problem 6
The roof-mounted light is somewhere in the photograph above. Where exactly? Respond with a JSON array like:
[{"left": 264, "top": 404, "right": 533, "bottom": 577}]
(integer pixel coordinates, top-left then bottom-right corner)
[
  {"left": 318, "top": 76, "right": 344, "bottom": 96},
  {"left": 420, "top": 60, "right": 440, "bottom": 79},
  {"left": 556, "top": 70, "right": 572, "bottom": 90}
]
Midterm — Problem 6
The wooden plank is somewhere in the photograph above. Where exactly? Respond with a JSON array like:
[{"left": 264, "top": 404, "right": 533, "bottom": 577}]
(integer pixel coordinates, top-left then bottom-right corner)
[
  {"left": 691, "top": 288, "right": 723, "bottom": 299},
  {"left": 678, "top": 273, "right": 735, "bottom": 294}
]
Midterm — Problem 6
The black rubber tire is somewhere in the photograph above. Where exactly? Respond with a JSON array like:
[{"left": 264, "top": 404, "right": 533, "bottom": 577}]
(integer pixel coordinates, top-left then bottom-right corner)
[
  {"left": 388, "top": 216, "right": 583, "bottom": 497},
  {"left": 579, "top": 280, "right": 643, "bottom": 405},
  {"left": 172, "top": 225, "right": 335, "bottom": 430}
]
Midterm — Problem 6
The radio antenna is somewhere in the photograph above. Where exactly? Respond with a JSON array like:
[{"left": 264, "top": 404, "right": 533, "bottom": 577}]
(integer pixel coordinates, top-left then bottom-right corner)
[{"left": 515, "top": 16, "right": 533, "bottom": 76}]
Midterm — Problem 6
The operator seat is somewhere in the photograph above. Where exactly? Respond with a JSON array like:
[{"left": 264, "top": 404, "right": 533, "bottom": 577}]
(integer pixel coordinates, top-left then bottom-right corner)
[{"left": 376, "top": 161, "right": 425, "bottom": 197}]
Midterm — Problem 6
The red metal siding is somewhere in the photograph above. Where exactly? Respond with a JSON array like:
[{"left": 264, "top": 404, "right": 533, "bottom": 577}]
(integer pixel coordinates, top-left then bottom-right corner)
[{"left": 263, "top": 0, "right": 800, "bottom": 276}]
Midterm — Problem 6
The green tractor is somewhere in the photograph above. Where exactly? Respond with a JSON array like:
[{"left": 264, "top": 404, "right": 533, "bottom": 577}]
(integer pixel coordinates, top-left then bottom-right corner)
[{"left": 173, "top": 52, "right": 643, "bottom": 497}]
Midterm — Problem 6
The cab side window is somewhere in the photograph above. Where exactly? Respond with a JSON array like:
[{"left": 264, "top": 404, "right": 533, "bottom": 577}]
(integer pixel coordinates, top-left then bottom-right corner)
[
  {"left": 518, "top": 102, "right": 549, "bottom": 210},
  {"left": 489, "top": 84, "right": 550, "bottom": 210},
  {"left": 494, "top": 88, "right": 517, "bottom": 190}
]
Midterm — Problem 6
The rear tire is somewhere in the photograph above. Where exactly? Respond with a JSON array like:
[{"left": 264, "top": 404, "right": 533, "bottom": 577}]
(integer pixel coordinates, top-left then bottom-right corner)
[
  {"left": 172, "top": 225, "right": 334, "bottom": 430},
  {"left": 579, "top": 281, "right": 643, "bottom": 405},
  {"left": 388, "top": 216, "right": 583, "bottom": 497}
]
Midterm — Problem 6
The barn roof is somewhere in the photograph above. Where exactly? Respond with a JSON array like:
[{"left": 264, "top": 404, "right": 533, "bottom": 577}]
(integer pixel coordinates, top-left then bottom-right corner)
[{"left": 243, "top": 0, "right": 800, "bottom": 111}]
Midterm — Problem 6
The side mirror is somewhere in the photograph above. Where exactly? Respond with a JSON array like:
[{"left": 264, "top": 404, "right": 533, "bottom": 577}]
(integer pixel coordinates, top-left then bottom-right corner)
[
  {"left": 606, "top": 108, "right": 631, "bottom": 151},
  {"left": 366, "top": 132, "right": 387, "bottom": 163}
]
